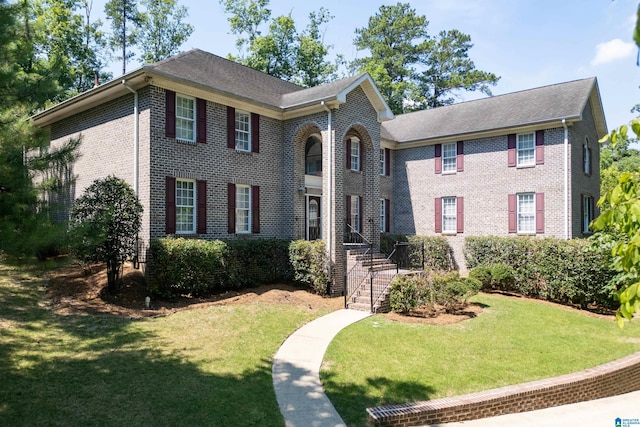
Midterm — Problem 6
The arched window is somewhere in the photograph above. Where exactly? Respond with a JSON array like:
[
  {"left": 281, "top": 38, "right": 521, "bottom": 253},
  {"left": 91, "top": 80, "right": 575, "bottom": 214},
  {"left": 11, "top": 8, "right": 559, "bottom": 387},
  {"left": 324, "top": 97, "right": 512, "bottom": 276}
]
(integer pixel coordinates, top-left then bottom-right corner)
[{"left": 305, "top": 137, "right": 322, "bottom": 176}]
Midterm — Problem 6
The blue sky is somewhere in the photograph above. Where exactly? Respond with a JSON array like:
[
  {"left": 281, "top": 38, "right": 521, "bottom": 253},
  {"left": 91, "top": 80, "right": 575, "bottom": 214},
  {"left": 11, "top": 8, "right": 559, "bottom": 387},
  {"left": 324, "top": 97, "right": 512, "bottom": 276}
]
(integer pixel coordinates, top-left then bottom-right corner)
[{"left": 96, "top": 0, "right": 640, "bottom": 132}]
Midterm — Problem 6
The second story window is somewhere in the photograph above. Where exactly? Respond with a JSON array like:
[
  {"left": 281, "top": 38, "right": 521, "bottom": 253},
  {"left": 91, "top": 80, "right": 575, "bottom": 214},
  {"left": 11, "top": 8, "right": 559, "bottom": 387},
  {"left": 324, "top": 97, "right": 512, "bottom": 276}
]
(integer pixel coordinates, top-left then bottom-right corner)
[
  {"left": 442, "top": 142, "right": 456, "bottom": 173},
  {"left": 351, "top": 139, "right": 360, "bottom": 171},
  {"left": 235, "top": 110, "right": 251, "bottom": 152},
  {"left": 176, "top": 95, "right": 195, "bottom": 142},
  {"left": 517, "top": 133, "right": 535, "bottom": 166}
]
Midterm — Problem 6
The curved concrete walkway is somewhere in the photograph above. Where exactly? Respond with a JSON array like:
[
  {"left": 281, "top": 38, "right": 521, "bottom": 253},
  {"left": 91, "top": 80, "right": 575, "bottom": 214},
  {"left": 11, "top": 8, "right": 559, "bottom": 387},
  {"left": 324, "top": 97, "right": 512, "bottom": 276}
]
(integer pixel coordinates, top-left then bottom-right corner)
[{"left": 272, "top": 309, "right": 371, "bottom": 427}]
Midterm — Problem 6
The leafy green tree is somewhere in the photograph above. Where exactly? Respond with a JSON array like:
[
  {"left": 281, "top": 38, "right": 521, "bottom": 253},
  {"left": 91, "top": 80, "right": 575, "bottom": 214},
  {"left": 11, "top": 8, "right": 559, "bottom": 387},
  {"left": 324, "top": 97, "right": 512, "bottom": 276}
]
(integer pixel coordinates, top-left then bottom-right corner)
[
  {"left": 105, "top": 0, "right": 141, "bottom": 74},
  {"left": 136, "top": 0, "right": 193, "bottom": 63},
  {"left": 68, "top": 176, "right": 142, "bottom": 293},
  {"left": 0, "top": 0, "right": 81, "bottom": 258},
  {"left": 221, "top": 0, "right": 338, "bottom": 87},
  {"left": 353, "top": 2, "right": 429, "bottom": 114},
  {"left": 353, "top": 2, "right": 499, "bottom": 114},
  {"left": 413, "top": 29, "right": 499, "bottom": 109}
]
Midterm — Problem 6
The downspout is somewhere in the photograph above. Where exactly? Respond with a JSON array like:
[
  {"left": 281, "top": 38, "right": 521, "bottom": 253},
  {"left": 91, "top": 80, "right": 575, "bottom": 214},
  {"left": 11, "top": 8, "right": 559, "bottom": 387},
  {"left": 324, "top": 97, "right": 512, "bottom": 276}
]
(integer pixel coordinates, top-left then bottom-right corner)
[
  {"left": 562, "top": 119, "right": 569, "bottom": 240},
  {"left": 122, "top": 80, "right": 139, "bottom": 196},
  {"left": 321, "top": 101, "right": 333, "bottom": 287},
  {"left": 123, "top": 80, "right": 140, "bottom": 267}
]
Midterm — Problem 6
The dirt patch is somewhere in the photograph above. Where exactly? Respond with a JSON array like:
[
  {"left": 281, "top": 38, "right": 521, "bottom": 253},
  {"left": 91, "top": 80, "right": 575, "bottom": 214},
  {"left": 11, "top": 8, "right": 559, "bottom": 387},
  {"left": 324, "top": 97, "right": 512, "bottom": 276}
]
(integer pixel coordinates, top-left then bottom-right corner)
[{"left": 46, "top": 262, "right": 343, "bottom": 318}]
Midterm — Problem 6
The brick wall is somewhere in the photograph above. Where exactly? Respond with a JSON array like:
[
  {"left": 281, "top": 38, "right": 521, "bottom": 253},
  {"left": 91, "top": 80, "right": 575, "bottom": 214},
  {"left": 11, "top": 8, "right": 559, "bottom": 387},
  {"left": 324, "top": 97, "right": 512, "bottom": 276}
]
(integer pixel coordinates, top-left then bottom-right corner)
[{"left": 367, "top": 351, "right": 640, "bottom": 426}]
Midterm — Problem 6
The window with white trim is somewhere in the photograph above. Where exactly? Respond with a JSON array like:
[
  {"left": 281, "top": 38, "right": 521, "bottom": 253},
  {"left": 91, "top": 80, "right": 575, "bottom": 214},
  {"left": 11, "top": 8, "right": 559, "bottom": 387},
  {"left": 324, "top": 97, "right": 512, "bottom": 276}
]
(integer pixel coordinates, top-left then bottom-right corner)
[
  {"left": 442, "top": 143, "right": 457, "bottom": 173},
  {"left": 517, "top": 133, "right": 535, "bottom": 166},
  {"left": 583, "top": 136, "right": 592, "bottom": 175},
  {"left": 176, "top": 179, "right": 195, "bottom": 233},
  {"left": 235, "top": 110, "right": 251, "bottom": 152},
  {"left": 351, "top": 195, "right": 360, "bottom": 232},
  {"left": 442, "top": 197, "right": 457, "bottom": 233},
  {"left": 380, "top": 148, "right": 385, "bottom": 175},
  {"left": 176, "top": 95, "right": 195, "bottom": 142},
  {"left": 236, "top": 184, "right": 251, "bottom": 233},
  {"left": 517, "top": 193, "right": 535, "bottom": 233},
  {"left": 351, "top": 139, "right": 360, "bottom": 171},
  {"left": 380, "top": 199, "right": 386, "bottom": 232},
  {"left": 583, "top": 195, "right": 594, "bottom": 234}
]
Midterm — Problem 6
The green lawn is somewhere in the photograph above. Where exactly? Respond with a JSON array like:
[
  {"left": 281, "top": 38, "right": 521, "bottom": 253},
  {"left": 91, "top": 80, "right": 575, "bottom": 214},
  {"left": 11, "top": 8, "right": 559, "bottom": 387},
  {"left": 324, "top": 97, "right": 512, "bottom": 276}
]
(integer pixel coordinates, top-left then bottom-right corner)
[
  {"left": 322, "top": 293, "right": 640, "bottom": 426},
  {"left": 0, "top": 263, "right": 333, "bottom": 426}
]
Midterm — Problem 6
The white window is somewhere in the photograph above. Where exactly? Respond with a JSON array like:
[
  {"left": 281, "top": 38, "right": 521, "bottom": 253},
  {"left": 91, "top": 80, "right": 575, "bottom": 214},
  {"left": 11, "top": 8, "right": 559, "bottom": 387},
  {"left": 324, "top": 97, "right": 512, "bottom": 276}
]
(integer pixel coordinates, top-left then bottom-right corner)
[
  {"left": 442, "top": 197, "right": 457, "bottom": 233},
  {"left": 235, "top": 184, "right": 251, "bottom": 233},
  {"left": 517, "top": 193, "right": 535, "bottom": 234},
  {"left": 351, "top": 196, "right": 360, "bottom": 232},
  {"left": 442, "top": 142, "right": 457, "bottom": 173},
  {"left": 176, "top": 179, "right": 195, "bottom": 233},
  {"left": 351, "top": 139, "right": 360, "bottom": 171},
  {"left": 235, "top": 110, "right": 251, "bottom": 152},
  {"left": 380, "top": 199, "right": 386, "bottom": 232},
  {"left": 583, "top": 195, "right": 594, "bottom": 234},
  {"left": 176, "top": 95, "right": 195, "bottom": 142},
  {"left": 517, "top": 133, "right": 535, "bottom": 166},
  {"left": 584, "top": 137, "right": 591, "bottom": 175},
  {"left": 380, "top": 148, "right": 385, "bottom": 175}
]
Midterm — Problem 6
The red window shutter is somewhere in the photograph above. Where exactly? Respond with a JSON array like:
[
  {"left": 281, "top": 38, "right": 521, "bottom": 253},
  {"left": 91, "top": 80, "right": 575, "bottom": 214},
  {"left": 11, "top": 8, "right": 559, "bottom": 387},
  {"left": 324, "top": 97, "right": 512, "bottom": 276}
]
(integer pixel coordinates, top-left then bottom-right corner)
[
  {"left": 165, "top": 90, "right": 176, "bottom": 138},
  {"left": 507, "top": 134, "right": 516, "bottom": 167},
  {"left": 251, "top": 185, "right": 260, "bottom": 234},
  {"left": 358, "top": 196, "right": 363, "bottom": 232},
  {"left": 165, "top": 176, "right": 176, "bottom": 234},
  {"left": 457, "top": 141, "right": 464, "bottom": 172},
  {"left": 384, "top": 148, "right": 391, "bottom": 176},
  {"left": 227, "top": 106, "right": 235, "bottom": 149},
  {"left": 535, "top": 130, "right": 544, "bottom": 165},
  {"left": 434, "top": 144, "right": 442, "bottom": 174},
  {"left": 346, "top": 195, "right": 352, "bottom": 227},
  {"left": 434, "top": 197, "right": 442, "bottom": 233},
  {"left": 346, "top": 139, "right": 351, "bottom": 169},
  {"left": 456, "top": 196, "right": 464, "bottom": 233},
  {"left": 196, "top": 98, "right": 207, "bottom": 143},
  {"left": 251, "top": 113, "right": 260, "bottom": 153},
  {"left": 508, "top": 194, "right": 517, "bottom": 233},
  {"left": 536, "top": 192, "right": 545, "bottom": 234},
  {"left": 385, "top": 199, "right": 391, "bottom": 232},
  {"left": 227, "top": 183, "right": 236, "bottom": 234},
  {"left": 196, "top": 180, "right": 207, "bottom": 234}
]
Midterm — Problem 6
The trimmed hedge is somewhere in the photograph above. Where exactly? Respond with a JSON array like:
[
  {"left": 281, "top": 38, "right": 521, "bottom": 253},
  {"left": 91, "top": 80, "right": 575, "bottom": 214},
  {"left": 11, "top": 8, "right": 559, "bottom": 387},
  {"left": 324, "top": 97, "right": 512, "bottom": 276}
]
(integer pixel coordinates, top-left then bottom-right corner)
[
  {"left": 389, "top": 271, "right": 480, "bottom": 313},
  {"left": 465, "top": 236, "right": 616, "bottom": 308},
  {"left": 381, "top": 233, "right": 454, "bottom": 271},
  {"left": 289, "top": 240, "right": 329, "bottom": 295},
  {"left": 148, "top": 238, "right": 293, "bottom": 297}
]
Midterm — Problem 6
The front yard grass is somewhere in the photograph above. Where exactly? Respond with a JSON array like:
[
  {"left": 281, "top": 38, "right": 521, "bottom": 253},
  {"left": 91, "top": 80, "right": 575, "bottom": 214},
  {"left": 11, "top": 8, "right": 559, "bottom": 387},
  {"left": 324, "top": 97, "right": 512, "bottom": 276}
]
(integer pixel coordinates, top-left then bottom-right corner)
[
  {"left": 322, "top": 293, "right": 640, "bottom": 426},
  {"left": 0, "top": 262, "right": 333, "bottom": 426}
]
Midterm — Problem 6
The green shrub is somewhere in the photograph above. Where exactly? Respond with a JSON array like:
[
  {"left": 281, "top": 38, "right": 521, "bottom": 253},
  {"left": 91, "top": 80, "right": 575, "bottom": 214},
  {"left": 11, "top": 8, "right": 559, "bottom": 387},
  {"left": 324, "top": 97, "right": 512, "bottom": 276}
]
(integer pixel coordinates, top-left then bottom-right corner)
[
  {"left": 147, "top": 237, "right": 293, "bottom": 298},
  {"left": 389, "top": 271, "right": 480, "bottom": 314},
  {"left": 464, "top": 236, "right": 616, "bottom": 308},
  {"left": 389, "top": 273, "right": 426, "bottom": 313},
  {"left": 289, "top": 240, "right": 329, "bottom": 295},
  {"left": 469, "top": 266, "right": 492, "bottom": 289},
  {"left": 380, "top": 233, "right": 454, "bottom": 271}
]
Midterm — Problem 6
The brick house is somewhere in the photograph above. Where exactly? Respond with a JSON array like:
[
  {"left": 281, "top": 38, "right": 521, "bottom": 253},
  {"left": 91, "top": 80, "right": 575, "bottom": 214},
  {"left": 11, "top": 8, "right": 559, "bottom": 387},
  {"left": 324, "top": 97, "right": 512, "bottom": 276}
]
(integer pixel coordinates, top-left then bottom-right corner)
[{"left": 32, "top": 49, "right": 606, "bottom": 295}]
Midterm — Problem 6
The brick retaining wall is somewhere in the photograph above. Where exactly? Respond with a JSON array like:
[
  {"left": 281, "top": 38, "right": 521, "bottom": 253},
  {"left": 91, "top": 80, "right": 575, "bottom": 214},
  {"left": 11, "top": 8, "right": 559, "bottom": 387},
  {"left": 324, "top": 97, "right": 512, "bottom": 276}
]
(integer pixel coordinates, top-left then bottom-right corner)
[{"left": 367, "top": 351, "right": 640, "bottom": 426}]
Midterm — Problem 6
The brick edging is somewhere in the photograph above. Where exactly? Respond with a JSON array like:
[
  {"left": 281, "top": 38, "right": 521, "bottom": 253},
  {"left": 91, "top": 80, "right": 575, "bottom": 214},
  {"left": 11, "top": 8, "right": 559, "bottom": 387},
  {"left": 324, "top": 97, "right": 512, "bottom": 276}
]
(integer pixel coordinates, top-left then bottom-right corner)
[{"left": 367, "top": 351, "right": 640, "bottom": 426}]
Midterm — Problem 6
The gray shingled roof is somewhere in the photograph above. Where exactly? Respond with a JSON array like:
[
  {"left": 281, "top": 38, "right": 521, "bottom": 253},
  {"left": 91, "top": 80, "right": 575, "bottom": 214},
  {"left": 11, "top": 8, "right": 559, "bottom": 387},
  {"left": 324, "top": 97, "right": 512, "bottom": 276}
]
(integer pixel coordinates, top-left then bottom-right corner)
[
  {"left": 280, "top": 74, "right": 365, "bottom": 108},
  {"left": 381, "top": 78, "right": 600, "bottom": 143},
  {"left": 146, "top": 49, "right": 304, "bottom": 108}
]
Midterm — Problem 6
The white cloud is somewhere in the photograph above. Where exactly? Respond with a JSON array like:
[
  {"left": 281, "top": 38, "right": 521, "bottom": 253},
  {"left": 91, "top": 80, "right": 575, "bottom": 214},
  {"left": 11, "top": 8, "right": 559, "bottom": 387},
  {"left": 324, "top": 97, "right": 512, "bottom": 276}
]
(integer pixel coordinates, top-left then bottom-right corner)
[{"left": 591, "top": 38, "right": 636, "bottom": 66}]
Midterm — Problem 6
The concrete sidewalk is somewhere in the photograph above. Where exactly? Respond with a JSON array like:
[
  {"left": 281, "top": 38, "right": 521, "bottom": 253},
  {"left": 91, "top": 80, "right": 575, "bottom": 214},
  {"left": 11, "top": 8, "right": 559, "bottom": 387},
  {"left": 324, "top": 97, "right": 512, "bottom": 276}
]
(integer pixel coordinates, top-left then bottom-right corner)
[
  {"left": 424, "top": 390, "right": 640, "bottom": 427},
  {"left": 272, "top": 309, "right": 371, "bottom": 427}
]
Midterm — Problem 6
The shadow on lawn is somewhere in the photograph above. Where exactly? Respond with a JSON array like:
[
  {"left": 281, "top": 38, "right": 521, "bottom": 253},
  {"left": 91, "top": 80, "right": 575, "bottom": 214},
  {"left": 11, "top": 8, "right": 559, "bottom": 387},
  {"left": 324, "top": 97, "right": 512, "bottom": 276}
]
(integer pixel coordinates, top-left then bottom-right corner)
[
  {"left": 0, "top": 265, "right": 283, "bottom": 426},
  {"left": 322, "top": 370, "right": 436, "bottom": 426}
]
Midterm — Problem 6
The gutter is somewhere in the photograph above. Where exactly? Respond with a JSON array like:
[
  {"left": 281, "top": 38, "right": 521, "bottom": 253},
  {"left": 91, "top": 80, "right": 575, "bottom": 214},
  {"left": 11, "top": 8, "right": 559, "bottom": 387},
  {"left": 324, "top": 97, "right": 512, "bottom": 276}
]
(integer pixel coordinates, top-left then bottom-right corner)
[
  {"left": 321, "top": 101, "right": 333, "bottom": 288},
  {"left": 562, "top": 119, "right": 569, "bottom": 240}
]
